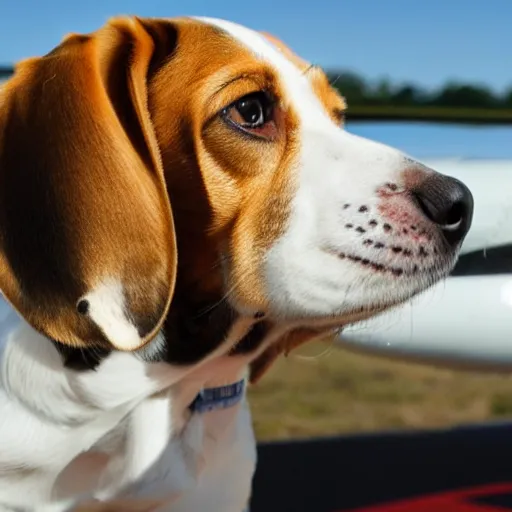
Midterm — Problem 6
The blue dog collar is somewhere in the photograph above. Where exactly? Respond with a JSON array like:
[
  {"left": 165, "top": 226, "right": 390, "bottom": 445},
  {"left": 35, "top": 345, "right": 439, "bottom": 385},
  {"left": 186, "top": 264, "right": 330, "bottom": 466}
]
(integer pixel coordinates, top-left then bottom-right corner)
[{"left": 189, "top": 379, "right": 246, "bottom": 414}]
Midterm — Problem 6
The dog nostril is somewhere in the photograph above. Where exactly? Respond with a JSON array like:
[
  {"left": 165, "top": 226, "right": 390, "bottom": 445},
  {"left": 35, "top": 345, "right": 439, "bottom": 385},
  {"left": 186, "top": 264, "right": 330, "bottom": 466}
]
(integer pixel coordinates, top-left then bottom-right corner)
[
  {"left": 442, "top": 200, "right": 465, "bottom": 230},
  {"left": 411, "top": 174, "right": 474, "bottom": 245},
  {"left": 416, "top": 195, "right": 464, "bottom": 227}
]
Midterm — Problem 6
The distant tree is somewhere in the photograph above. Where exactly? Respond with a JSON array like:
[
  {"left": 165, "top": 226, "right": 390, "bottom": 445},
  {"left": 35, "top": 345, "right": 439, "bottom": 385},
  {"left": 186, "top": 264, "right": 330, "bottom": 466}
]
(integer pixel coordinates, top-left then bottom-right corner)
[
  {"left": 502, "top": 87, "right": 512, "bottom": 108},
  {"left": 430, "top": 83, "right": 498, "bottom": 108},
  {"left": 368, "top": 78, "right": 393, "bottom": 106},
  {"left": 328, "top": 71, "right": 368, "bottom": 104},
  {"left": 327, "top": 71, "right": 505, "bottom": 110},
  {"left": 0, "top": 66, "right": 13, "bottom": 79},
  {"left": 390, "top": 84, "right": 426, "bottom": 106}
]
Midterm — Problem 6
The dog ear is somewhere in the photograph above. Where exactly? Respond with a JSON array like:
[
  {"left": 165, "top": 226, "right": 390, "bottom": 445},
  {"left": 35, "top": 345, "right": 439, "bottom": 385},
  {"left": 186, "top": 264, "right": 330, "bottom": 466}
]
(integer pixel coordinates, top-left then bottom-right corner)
[{"left": 0, "top": 17, "right": 179, "bottom": 351}]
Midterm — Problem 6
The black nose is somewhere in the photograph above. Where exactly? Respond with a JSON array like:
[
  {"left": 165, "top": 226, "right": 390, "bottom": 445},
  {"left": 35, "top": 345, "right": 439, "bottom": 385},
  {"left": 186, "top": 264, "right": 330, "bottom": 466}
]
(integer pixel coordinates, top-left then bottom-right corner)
[{"left": 412, "top": 173, "right": 474, "bottom": 245}]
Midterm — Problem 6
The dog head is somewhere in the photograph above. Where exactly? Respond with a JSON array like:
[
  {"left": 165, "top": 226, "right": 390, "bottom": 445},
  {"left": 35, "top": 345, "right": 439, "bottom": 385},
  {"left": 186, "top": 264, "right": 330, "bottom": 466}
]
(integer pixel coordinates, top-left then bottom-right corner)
[{"left": 0, "top": 17, "right": 473, "bottom": 373}]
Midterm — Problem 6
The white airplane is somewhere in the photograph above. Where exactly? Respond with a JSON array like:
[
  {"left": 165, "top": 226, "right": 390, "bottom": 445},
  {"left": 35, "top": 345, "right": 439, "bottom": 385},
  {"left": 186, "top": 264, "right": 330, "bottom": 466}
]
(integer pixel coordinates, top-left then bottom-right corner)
[{"left": 340, "top": 157, "right": 512, "bottom": 372}]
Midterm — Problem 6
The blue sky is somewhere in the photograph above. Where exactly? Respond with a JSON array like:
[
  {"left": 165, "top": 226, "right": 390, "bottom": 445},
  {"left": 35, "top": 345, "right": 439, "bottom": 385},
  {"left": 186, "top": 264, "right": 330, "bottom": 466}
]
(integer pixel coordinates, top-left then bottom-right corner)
[{"left": 0, "top": 0, "right": 510, "bottom": 92}]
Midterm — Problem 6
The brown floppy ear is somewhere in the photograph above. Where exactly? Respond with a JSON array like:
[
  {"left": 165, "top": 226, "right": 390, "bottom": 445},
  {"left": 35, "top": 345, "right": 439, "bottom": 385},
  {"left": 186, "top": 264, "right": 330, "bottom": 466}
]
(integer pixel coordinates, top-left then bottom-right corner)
[{"left": 0, "top": 17, "right": 178, "bottom": 350}]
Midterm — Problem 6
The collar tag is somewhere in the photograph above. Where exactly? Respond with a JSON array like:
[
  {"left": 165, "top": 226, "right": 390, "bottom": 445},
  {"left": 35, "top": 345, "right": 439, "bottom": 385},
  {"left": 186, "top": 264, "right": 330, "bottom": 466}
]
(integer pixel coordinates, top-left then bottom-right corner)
[{"left": 189, "top": 379, "right": 245, "bottom": 414}]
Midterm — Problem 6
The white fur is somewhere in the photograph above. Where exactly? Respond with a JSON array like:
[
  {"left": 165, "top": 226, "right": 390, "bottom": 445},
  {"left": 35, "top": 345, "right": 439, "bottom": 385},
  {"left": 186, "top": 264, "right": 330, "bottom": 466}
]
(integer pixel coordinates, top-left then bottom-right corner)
[
  {"left": 81, "top": 279, "right": 142, "bottom": 351},
  {"left": 0, "top": 295, "right": 258, "bottom": 511},
  {"left": 0, "top": 17, "right": 466, "bottom": 512}
]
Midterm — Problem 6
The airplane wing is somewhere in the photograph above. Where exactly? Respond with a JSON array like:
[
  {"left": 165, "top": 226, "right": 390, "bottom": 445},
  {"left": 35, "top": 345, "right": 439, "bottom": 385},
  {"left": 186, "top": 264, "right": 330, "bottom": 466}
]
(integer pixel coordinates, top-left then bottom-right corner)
[{"left": 429, "top": 158, "right": 512, "bottom": 254}]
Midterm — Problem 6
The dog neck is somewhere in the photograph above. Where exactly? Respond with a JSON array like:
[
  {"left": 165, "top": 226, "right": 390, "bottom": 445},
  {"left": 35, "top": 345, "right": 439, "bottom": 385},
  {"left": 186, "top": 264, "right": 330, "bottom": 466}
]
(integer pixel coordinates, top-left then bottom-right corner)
[
  {"left": 50, "top": 296, "right": 273, "bottom": 372},
  {"left": 0, "top": 297, "right": 270, "bottom": 427}
]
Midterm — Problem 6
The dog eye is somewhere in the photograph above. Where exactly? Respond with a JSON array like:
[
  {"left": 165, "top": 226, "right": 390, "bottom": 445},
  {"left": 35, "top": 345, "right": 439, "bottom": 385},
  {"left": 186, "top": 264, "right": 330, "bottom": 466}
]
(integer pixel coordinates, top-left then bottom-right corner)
[
  {"left": 228, "top": 92, "right": 273, "bottom": 128},
  {"left": 222, "top": 92, "right": 277, "bottom": 139}
]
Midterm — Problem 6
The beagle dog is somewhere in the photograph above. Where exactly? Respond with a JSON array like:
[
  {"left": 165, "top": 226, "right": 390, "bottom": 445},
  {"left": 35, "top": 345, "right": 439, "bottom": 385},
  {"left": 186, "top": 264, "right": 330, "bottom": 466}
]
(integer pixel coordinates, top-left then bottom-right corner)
[{"left": 0, "top": 15, "right": 473, "bottom": 512}]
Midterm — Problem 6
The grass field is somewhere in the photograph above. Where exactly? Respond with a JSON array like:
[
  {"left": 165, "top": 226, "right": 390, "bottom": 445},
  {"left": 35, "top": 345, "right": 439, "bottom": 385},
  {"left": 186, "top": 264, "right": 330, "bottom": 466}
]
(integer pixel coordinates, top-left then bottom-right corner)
[{"left": 248, "top": 339, "right": 512, "bottom": 441}]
